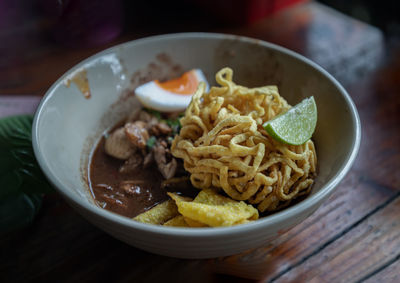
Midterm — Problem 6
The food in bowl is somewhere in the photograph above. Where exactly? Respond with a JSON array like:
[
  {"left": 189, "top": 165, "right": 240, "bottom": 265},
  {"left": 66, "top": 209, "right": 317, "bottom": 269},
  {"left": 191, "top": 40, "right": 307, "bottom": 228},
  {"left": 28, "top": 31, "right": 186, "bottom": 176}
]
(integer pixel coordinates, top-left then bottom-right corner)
[
  {"left": 33, "top": 33, "right": 360, "bottom": 258},
  {"left": 88, "top": 67, "right": 318, "bottom": 227}
]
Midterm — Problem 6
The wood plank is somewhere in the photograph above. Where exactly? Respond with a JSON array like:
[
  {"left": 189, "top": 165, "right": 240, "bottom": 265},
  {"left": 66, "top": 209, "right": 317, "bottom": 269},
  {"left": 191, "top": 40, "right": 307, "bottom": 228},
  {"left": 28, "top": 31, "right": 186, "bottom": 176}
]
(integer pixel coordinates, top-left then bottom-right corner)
[
  {"left": 0, "top": 37, "right": 129, "bottom": 96},
  {"left": 0, "top": 197, "right": 210, "bottom": 283},
  {"left": 233, "top": 2, "right": 384, "bottom": 86},
  {"left": 208, "top": 170, "right": 397, "bottom": 280},
  {"left": 364, "top": 258, "right": 400, "bottom": 283},
  {"left": 274, "top": 196, "right": 400, "bottom": 282},
  {"left": 348, "top": 55, "right": 400, "bottom": 190}
]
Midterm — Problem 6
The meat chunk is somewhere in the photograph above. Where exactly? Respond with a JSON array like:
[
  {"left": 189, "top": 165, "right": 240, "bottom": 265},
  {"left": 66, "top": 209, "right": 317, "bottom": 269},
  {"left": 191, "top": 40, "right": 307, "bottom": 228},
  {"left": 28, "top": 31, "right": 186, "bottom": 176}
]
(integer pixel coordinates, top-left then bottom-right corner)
[
  {"left": 156, "top": 123, "right": 172, "bottom": 134},
  {"left": 104, "top": 127, "right": 135, "bottom": 160},
  {"left": 160, "top": 140, "right": 168, "bottom": 148},
  {"left": 151, "top": 122, "right": 172, "bottom": 135},
  {"left": 160, "top": 158, "right": 178, "bottom": 179},
  {"left": 125, "top": 122, "right": 149, "bottom": 149},
  {"left": 126, "top": 108, "right": 141, "bottom": 122},
  {"left": 153, "top": 144, "right": 178, "bottom": 179},
  {"left": 143, "top": 151, "right": 154, "bottom": 168},
  {"left": 119, "top": 153, "right": 143, "bottom": 173},
  {"left": 139, "top": 110, "right": 153, "bottom": 122},
  {"left": 104, "top": 108, "right": 178, "bottom": 177},
  {"left": 153, "top": 144, "right": 167, "bottom": 165},
  {"left": 137, "top": 110, "right": 160, "bottom": 131},
  {"left": 148, "top": 117, "right": 159, "bottom": 127},
  {"left": 165, "top": 111, "right": 181, "bottom": 119}
]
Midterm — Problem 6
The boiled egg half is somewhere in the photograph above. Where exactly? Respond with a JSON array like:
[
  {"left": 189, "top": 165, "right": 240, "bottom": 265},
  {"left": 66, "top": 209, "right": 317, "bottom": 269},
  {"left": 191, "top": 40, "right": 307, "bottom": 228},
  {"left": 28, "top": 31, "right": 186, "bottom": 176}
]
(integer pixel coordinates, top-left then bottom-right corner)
[{"left": 134, "top": 69, "right": 209, "bottom": 112}]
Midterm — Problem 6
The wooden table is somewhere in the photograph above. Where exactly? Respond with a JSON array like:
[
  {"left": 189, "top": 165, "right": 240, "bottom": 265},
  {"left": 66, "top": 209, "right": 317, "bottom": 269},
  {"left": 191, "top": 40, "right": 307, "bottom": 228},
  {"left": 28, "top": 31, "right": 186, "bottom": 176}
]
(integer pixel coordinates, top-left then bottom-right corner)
[{"left": 1, "top": 2, "right": 399, "bottom": 282}]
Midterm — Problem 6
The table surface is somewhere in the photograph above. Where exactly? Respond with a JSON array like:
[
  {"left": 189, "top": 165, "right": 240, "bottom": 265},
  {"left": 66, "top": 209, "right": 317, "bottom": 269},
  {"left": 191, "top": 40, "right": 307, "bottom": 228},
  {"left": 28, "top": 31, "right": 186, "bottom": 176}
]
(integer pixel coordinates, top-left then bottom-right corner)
[{"left": 1, "top": 2, "right": 399, "bottom": 282}]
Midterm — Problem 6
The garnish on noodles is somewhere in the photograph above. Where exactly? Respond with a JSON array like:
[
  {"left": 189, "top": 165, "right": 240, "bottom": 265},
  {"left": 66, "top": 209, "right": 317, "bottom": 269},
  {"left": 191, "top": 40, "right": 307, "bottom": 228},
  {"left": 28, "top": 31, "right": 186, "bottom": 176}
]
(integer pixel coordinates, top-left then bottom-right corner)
[{"left": 171, "top": 67, "right": 317, "bottom": 213}]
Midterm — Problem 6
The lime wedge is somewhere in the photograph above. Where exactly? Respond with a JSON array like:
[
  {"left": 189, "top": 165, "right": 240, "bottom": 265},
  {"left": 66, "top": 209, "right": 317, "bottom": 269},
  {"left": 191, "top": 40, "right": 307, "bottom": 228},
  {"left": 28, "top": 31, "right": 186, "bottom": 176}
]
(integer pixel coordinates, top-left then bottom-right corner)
[{"left": 263, "top": 96, "right": 317, "bottom": 145}]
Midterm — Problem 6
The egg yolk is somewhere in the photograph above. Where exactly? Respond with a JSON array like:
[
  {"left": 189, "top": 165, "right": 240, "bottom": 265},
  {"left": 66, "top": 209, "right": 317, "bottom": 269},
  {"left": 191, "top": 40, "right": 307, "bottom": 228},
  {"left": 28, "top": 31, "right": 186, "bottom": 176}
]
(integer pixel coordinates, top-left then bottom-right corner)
[{"left": 155, "top": 70, "right": 199, "bottom": 95}]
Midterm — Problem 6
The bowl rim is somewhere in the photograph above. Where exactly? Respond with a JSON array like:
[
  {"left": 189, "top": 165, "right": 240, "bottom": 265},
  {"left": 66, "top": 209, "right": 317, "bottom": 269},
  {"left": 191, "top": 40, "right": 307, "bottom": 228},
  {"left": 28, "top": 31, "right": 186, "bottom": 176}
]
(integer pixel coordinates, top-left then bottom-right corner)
[{"left": 32, "top": 32, "right": 361, "bottom": 237}]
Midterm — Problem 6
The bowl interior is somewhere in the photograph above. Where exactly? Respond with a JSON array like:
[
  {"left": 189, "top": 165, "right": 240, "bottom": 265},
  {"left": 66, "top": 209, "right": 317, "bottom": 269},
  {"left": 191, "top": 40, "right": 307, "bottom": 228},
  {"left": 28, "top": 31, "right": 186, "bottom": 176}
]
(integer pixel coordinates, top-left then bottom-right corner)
[{"left": 34, "top": 33, "right": 359, "bottom": 224}]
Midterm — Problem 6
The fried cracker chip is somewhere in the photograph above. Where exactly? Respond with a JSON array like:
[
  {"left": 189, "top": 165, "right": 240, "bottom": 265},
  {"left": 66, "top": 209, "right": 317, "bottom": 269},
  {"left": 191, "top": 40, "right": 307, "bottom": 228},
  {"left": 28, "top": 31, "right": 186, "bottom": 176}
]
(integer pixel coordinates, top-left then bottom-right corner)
[
  {"left": 193, "top": 188, "right": 236, "bottom": 205},
  {"left": 163, "top": 215, "right": 189, "bottom": 227},
  {"left": 168, "top": 189, "right": 258, "bottom": 227},
  {"left": 183, "top": 217, "right": 208, "bottom": 227},
  {"left": 133, "top": 200, "right": 178, "bottom": 225}
]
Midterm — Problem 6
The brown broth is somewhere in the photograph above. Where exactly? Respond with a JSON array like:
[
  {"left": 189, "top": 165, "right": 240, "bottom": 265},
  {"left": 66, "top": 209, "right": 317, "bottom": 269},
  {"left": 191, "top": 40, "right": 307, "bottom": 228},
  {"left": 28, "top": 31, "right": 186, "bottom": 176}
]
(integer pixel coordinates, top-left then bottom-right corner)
[{"left": 88, "top": 136, "right": 197, "bottom": 218}]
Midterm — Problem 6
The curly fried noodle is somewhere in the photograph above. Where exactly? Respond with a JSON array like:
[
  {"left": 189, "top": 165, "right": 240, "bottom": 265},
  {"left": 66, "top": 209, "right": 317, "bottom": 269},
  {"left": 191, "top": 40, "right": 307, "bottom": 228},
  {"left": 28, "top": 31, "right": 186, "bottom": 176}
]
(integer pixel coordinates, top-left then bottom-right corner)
[{"left": 171, "top": 68, "right": 317, "bottom": 212}]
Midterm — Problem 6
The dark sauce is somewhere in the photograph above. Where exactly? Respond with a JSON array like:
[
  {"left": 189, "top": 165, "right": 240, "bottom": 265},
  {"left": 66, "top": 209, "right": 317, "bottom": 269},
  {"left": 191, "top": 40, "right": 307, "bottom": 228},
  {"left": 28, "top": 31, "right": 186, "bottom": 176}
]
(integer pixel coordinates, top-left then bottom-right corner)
[{"left": 88, "top": 136, "right": 197, "bottom": 218}]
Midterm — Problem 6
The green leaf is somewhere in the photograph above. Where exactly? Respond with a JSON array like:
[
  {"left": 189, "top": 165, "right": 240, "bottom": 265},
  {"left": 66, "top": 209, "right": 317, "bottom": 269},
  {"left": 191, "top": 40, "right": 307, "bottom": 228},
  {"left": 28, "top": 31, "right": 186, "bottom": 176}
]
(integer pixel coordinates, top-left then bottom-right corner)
[
  {"left": 0, "top": 193, "right": 43, "bottom": 235},
  {"left": 165, "top": 117, "right": 182, "bottom": 135},
  {"left": 146, "top": 136, "right": 157, "bottom": 150},
  {"left": 0, "top": 170, "right": 23, "bottom": 199},
  {"left": 18, "top": 167, "right": 53, "bottom": 195},
  {"left": 0, "top": 115, "right": 53, "bottom": 195},
  {"left": 0, "top": 151, "right": 20, "bottom": 172},
  {"left": 144, "top": 108, "right": 162, "bottom": 120},
  {"left": 0, "top": 115, "right": 32, "bottom": 148},
  {"left": 0, "top": 115, "right": 54, "bottom": 234}
]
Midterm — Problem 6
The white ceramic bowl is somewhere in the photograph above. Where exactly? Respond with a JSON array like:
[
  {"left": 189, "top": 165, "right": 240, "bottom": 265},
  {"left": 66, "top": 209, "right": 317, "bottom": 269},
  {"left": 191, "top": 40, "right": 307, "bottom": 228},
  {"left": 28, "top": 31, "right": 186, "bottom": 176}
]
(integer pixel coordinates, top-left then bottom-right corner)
[{"left": 32, "top": 33, "right": 361, "bottom": 259}]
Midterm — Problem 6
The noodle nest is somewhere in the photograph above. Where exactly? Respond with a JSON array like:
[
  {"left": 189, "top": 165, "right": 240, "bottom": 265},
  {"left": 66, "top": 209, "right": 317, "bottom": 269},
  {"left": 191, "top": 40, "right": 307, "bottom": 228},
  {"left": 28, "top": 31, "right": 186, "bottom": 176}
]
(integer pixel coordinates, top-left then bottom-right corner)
[{"left": 171, "top": 68, "right": 317, "bottom": 212}]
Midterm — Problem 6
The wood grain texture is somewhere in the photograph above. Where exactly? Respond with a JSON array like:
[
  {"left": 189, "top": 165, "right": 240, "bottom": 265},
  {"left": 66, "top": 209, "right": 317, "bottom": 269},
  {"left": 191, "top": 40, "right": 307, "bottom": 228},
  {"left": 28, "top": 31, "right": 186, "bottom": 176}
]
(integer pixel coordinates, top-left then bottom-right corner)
[
  {"left": 275, "top": 196, "right": 400, "bottom": 283},
  {"left": 232, "top": 2, "right": 384, "bottom": 86},
  {"left": 0, "top": 36, "right": 134, "bottom": 96},
  {"left": 0, "top": 196, "right": 211, "bottom": 283},
  {"left": 364, "top": 257, "right": 400, "bottom": 283},
  {"left": 349, "top": 55, "right": 400, "bottom": 190}
]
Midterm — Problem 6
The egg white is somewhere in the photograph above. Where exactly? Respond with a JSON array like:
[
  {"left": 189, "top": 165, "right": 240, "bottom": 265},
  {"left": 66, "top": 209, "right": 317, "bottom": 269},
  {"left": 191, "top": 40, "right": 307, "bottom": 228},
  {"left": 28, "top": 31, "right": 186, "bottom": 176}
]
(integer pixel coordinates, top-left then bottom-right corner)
[{"left": 134, "top": 69, "right": 209, "bottom": 112}]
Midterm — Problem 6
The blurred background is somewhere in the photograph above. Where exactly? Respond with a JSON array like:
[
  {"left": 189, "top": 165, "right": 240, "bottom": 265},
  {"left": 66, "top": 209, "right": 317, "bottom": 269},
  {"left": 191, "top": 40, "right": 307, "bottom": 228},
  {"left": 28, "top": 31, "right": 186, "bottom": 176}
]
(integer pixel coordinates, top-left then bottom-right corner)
[
  {"left": 1, "top": 0, "right": 398, "bottom": 44},
  {"left": 0, "top": 0, "right": 397, "bottom": 94}
]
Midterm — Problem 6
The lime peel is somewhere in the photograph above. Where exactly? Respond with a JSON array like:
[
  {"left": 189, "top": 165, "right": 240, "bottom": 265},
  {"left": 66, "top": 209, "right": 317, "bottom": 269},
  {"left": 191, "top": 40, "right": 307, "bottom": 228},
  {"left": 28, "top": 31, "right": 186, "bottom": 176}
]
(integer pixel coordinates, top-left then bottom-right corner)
[{"left": 263, "top": 96, "right": 317, "bottom": 145}]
